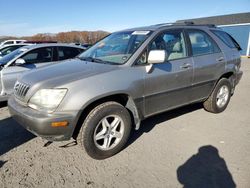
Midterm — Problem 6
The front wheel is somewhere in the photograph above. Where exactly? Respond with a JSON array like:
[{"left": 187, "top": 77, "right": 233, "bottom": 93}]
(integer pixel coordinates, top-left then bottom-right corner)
[
  {"left": 203, "top": 78, "right": 232, "bottom": 113},
  {"left": 77, "top": 101, "right": 131, "bottom": 159}
]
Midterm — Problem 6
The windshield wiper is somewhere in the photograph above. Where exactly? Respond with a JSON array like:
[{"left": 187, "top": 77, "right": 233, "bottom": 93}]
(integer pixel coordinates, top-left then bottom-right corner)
[
  {"left": 78, "top": 56, "right": 119, "bottom": 65},
  {"left": 78, "top": 56, "right": 105, "bottom": 63}
]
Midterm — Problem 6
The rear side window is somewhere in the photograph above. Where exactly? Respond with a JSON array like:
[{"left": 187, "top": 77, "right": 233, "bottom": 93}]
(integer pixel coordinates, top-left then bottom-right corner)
[
  {"left": 58, "top": 47, "right": 82, "bottom": 60},
  {"left": 211, "top": 30, "right": 241, "bottom": 50},
  {"left": 187, "top": 30, "right": 220, "bottom": 56}
]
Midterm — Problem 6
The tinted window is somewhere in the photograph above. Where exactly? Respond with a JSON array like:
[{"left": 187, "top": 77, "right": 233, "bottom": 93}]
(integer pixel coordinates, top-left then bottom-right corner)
[
  {"left": 0, "top": 46, "right": 23, "bottom": 56},
  {"left": 211, "top": 30, "right": 239, "bottom": 49},
  {"left": 0, "top": 48, "right": 26, "bottom": 65},
  {"left": 151, "top": 30, "right": 187, "bottom": 61},
  {"left": 58, "top": 47, "right": 82, "bottom": 60},
  {"left": 187, "top": 30, "right": 220, "bottom": 56},
  {"left": 5, "top": 41, "right": 14, "bottom": 45},
  {"left": 21, "top": 47, "right": 53, "bottom": 64}
]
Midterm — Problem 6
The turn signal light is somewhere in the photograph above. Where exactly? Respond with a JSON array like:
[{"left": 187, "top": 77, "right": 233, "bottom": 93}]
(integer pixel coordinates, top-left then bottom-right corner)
[{"left": 51, "top": 121, "right": 68, "bottom": 127}]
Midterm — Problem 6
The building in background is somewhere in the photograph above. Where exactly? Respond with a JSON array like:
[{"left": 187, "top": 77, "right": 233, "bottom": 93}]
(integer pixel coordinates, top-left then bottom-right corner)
[{"left": 177, "top": 12, "right": 250, "bottom": 57}]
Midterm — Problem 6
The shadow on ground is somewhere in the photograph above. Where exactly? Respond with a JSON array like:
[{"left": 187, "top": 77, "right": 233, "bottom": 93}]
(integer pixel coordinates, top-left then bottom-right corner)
[
  {"left": 0, "top": 101, "right": 7, "bottom": 108},
  {"left": 177, "top": 145, "right": 236, "bottom": 188},
  {"left": 0, "top": 102, "right": 35, "bottom": 159},
  {"left": 127, "top": 103, "right": 203, "bottom": 147},
  {"left": 0, "top": 160, "right": 7, "bottom": 168}
]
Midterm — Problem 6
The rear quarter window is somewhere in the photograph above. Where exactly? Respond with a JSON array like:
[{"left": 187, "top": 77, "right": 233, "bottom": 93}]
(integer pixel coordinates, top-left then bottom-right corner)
[{"left": 211, "top": 30, "right": 240, "bottom": 49}]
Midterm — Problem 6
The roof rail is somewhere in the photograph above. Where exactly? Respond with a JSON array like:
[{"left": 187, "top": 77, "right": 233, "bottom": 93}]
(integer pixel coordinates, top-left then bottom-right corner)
[
  {"left": 183, "top": 21, "right": 195, "bottom": 25},
  {"left": 153, "top": 21, "right": 217, "bottom": 28},
  {"left": 177, "top": 21, "right": 217, "bottom": 27}
]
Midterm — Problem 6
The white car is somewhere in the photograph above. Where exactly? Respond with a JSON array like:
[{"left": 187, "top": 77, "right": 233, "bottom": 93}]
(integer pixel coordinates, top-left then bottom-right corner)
[{"left": 0, "top": 40, "right": 26, "bottom": 48}]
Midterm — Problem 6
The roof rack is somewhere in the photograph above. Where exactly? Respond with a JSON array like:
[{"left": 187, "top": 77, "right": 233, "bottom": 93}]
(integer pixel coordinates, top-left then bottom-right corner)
[
  {"left": 153, "top": 21, "right": 217, "bottom": 28},
  {"left": 183, "top": 21, "right": 217, "bottom": 27}
]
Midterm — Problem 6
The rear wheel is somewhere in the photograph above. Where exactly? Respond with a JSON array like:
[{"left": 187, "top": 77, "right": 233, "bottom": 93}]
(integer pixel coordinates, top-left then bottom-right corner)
[
  {"left": 77, "top": 101, "right": 131, "bottom": 159},
  {"left": 203, "top": 78, "right": 231, "bottom": 113}
]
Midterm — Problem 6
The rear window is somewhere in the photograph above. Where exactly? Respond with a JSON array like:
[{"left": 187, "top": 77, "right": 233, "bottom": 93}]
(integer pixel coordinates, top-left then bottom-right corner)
[{"left": 211, "top": 30, "right": 240, "bottom": 49}]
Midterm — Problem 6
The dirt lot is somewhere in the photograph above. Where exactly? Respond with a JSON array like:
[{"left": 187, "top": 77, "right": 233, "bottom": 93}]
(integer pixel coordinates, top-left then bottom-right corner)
[{"left": 0, "top": 59, "right": 250, "bottom": 188}]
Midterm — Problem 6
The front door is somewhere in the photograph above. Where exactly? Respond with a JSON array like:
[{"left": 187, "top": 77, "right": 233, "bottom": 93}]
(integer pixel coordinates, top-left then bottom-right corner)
[{"left": 142, "top": 29, "right": 194, "bottom": 116}]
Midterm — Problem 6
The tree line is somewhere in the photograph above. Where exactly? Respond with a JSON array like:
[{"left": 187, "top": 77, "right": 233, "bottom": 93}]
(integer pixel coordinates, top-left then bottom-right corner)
[{"left": 1, "top": 30, "right": 110, "bottom": 44}]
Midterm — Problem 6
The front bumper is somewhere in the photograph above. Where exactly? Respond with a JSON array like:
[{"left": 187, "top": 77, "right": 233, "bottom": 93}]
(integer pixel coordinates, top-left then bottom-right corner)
[{"left": 8, "top": 96, "right": 78, "bottom": 141}]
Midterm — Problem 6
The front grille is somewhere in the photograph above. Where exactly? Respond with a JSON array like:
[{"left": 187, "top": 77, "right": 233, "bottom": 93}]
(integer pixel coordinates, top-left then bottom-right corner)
[{"left": 14, "top": 81, "right": 30, "bottom": 99}]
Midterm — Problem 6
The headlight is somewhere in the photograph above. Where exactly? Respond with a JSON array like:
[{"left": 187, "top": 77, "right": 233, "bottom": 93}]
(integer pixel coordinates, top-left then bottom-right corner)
[{"left": 28, "top": 89, "right": 67, "bottom": 113}]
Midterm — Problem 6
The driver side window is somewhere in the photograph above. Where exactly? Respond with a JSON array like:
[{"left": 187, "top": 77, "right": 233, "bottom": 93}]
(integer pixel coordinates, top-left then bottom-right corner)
[
  {"left": 136, "top": 30, "right": 187, "bottom": 65},
  {"left": 21, "top": 47, "right": 53, "bottom": 64}
]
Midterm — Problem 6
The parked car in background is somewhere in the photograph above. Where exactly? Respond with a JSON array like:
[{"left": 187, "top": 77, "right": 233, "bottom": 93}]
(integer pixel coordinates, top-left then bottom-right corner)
[
  {"left": 8, "top": 23, "right": 242, "bottom": 159},
  {"left": 0, "top": 44, "right": 32, "bottom": 58},
  {"left": 0, "top": 43, "right": 84, "bottom": 101},
  {"left": 81, "top": 43, "right": 92, "bottom": 50},
  {"left": 0, "top": 40, "right": 26, "bottom": 48},
  {"left": 24, "top": 40, "right": 57, "bottom": 44},
  {"left": 72, "top": 43, "right": 92, "bottom": 50}
]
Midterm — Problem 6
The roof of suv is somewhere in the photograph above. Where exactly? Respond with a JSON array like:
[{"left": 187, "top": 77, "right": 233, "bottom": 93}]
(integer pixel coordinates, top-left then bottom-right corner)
[{"left": 120, "top": 22, "right": 218, "bottom": 32}]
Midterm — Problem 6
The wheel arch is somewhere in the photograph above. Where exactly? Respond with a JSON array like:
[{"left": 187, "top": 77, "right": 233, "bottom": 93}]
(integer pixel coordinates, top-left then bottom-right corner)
[
  {"left": 218, "top": 71, "right": 236, "bottom": 91},
  {"left": 208, "top": 71, "right": 235, "bottom": 98},
  {"left": 72, "top": 93, "right": 141, "bottom": 139},
  {"left": 219, "top": 71, "right": 234, "bottom": 80}
]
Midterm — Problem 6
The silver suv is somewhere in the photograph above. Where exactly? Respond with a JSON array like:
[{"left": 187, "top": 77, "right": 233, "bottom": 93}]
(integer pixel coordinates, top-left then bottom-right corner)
[{"left": 8, "top": 23, "right": 243, "bottom": 159}]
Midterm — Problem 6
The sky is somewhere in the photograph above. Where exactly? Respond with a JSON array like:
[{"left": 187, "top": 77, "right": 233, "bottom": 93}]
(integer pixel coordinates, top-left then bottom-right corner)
[{"left": 0, "top": 0, "right": 249, "bottom": 36}]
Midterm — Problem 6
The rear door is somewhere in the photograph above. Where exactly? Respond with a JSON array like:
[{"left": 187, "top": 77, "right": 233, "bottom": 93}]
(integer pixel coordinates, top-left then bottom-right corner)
[
  {"left": 186, "top": 29, "right": 225, "bottom": 101},
  {"left": 1, "top": 47, "right": 54, "bottom": 95},
  {"left": 210, "top": 29, "right": 241, "bottom": 65}
]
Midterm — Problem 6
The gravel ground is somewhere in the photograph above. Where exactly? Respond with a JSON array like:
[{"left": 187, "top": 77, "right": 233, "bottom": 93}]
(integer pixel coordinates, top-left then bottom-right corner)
[{"left": 0, "top": 58, "right": 250, "bottom": 188}]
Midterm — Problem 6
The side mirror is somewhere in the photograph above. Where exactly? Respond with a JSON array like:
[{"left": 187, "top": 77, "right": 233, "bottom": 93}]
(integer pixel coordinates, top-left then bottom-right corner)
[
  {"left": 147, "top": 50, "right": 166, "bottom": 64},
  {"left": 15, "top": 58, "right": 26, "bottom": 65}
]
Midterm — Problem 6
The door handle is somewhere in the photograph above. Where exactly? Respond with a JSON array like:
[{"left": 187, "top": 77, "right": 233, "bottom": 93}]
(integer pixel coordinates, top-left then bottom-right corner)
[
  {"left": 216, "top": 57, "right": 224, "bottom": 62},
  {"left": 180, "top": 63, "right": 192, "bottom": 69}
]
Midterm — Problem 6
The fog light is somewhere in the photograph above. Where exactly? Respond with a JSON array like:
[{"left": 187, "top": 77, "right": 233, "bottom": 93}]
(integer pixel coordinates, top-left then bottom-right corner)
[{"left": 51, "top": 121, "right": 68, "bottom": 127}]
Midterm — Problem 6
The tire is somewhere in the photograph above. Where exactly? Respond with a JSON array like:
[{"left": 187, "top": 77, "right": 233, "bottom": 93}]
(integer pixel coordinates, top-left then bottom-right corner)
[
  {"left": 77, "top": 101, "right": 132, "bottom": 159},
  {"left": 203, "top": 78, "right": 232, "bottom": 113}
]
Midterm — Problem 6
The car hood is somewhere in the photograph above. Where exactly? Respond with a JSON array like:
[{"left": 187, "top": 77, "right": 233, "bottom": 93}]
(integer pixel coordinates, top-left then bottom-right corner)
[{"left": 20, "top": 59, "right": 119, "bottom": 87}]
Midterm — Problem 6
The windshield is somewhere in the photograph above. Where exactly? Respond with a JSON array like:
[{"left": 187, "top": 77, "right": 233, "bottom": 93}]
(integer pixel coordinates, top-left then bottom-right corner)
[
  {"left": 0, "top": 48, "right": 27, "bottom": 65},
  {"left": 0, "top": 45, "right": 23, "bottom": 57},
  {"left": 79, "top": 30, "right": 151, "bottom": 64}
]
